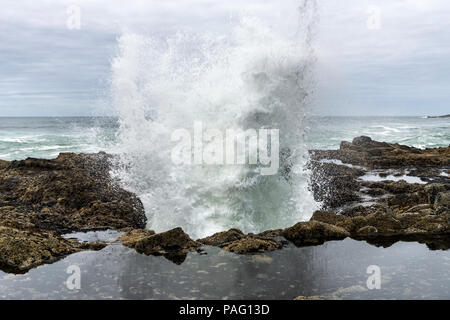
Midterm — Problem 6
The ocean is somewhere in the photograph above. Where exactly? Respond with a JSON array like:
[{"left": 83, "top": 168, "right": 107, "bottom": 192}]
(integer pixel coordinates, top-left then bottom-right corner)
[{"left": 0, "top": 116, "right": 448, "bottom": 161}]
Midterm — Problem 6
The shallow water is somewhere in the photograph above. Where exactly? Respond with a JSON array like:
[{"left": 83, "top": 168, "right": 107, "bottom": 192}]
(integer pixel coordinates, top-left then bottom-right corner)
[
  {"left": 0, "top": 237, "right": 448, "bottom": 300},
  {"left": 359, "top": 173, "right": 427, "bottom": 184}
]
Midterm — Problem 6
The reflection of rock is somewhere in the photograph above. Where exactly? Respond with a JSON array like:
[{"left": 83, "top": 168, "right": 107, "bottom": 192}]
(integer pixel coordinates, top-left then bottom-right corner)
[
  {"left": 294, "top": 285, "right": 368, "bottom": 300},
  {"left": 118, "top": 227, "right": 201, "bottom": 264}
]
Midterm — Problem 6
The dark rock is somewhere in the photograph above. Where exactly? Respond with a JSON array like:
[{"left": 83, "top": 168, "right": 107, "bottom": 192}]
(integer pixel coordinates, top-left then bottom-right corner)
[
  {"left": 356, "top": 226, "right": 378, "bottom": 236},
  {"left": 0, "top": 225, "right": 82, "bottom": 273},
  {"left": 118, "top": 227, "right": 200, "bottom": 264},
  {"left": 309, "top": 162, "right": 363, "bottom": 209},
  {"left": 434, "top": 192, "right": 450, "bottom": 214},
  {"left": 282, "top": 221, "right": 350, "bottom": 246},
  {"left": 197, "top": 228, "right": 244, "bottom": 246},
  {"left": 80, "top": 241, "right": 108, "bottom": 251},
  {"left": 425, "top": 183, "right": 449, "bottom": 208},
  {"left": 0, "top": 152, "right": 147, "bottom": 234},
  {"left": 222, "top": 237, "right": 283, "bottom": 254},
  {"left": 311, "top": 136, "right": 450, "bottom": 169}
]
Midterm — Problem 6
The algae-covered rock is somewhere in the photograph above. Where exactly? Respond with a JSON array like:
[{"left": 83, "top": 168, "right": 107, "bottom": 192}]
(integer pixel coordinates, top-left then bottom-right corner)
[
  {"left": 222, "top": 237, "right": 283, "bottom": 254},
  {"left": 0, "top": 153, "right": 147, "bottom": 234},
  {"left": 0, "top": 226, "right": 82, "bottom": 273},
  {"left": 197, "top": 228, "right": 244, "bottom": 246},
  {"left": 282, "top": 221, "right": 350, "bottom": 246},
  {"left": 118, "top": 227, "right": 200, "bottom": 264},
  {"left": 434, "top": 192, "right": 450, "bottom": 214}
]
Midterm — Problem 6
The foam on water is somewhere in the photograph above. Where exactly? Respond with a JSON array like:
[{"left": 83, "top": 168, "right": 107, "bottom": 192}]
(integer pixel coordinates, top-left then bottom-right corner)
[{"left": 109, "top": 8, "right": 320, "bottom": 238}]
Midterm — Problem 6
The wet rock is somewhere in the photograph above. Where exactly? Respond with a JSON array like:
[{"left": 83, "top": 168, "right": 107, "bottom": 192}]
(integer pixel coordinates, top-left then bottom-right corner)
[
  {"left": 361, "top": 187, "right": 386, "bottom": 197},
  {"left": 256, "top": 229, "right": 284, "bottom": 238},
  {"left": 118, "top": 228, "right": 201, "bottom": 264},
  {"left": 356, "top": 226, "right": 378, "bottom": 236},
  {"left": 117, "top": 229, "right": 156, "bottom": 247},
  {"left": 434, "top": 192, "right": 450, "bottom": 214},
  {"left": 386, "top": 191, "right": 428, "bottom": 210},
  {"left": 405, "top": 204, "right": 431, "bottom": 213},
  {"left": 197, "top": 228, "right": 244, "bottom": 246},
  {"left": 222, "top": 237, "right": 283, "bottom": 254},
  {"left": 412, "top": 215, "right": 448, "bottom": 234},
  {"left": 309, "top": 162, "right": 362, "bottom": 209},
  {"left": 0, "top": 226, "right": 82, "bottom": 273},
  {"left": 311, "top": 136, "right": 450, "bottom": 169},
  {"left": 376, "top": 180, "right": 424, "bottom": 194},
  {"left": 310, "top": 210, "right": 354, "bottom": 232},
  {"left": 425, "top": 183, "right": 448, "bottom": 205},
  {"left": 0, "top": 152, "right": 147, "bottom": 234},
  {"left": 80, "top": 241, "right": 108, "bottom": 251},
  {"left": 340, "top": 205, "right": 378, "bottom": 218},
  {"left": 282, "top": 221, "right": 350, "bottom": 246}
]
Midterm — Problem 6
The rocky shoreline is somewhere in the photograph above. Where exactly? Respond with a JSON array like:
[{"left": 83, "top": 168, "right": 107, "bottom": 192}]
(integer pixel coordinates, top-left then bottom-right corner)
[{"left": 0, "top": 136, "right": 448, "bottom": 273}]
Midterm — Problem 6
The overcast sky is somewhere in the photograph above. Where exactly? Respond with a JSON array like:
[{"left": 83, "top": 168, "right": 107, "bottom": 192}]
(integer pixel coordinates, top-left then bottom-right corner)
[{"left": 1, "top": 0, "right": 449, "bottom": 116}]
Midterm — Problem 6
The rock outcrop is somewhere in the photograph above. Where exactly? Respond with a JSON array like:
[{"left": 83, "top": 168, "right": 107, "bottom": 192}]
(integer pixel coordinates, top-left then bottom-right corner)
[
  {"left": 0, "top": 152, "right": 146, "bottom": 273},
  {"left": 0, "top": 152, "right": 146, "bottom": 234},
  {"left": 118, "top": 227, "right": 201, "bottom": 264},
  {"left": 311, "top": 136, "right": 450, "bottom": 169},
  {"left": 0, "top": 225, "right": 102, "bottom": 273},
  {"left": 282, "top": 221, "right": 350, "bottom": 246},
  {"left": 1, "top": 136, "right": 449, "bottom": 271}
]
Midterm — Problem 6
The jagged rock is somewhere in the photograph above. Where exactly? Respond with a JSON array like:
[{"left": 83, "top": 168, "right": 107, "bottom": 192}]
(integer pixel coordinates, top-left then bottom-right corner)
[
  {"left": 311, "top": 136, "right": 450, "bottom": 169},
  {"left": 412, "top": 215, "right": 448, "bottom": 234},
  {"left": 0, "top": 226, "right": 82, "bottom": 273},
  {"left": 80, "top": 241, "right": 108, "bottom": 251},
  {"left": 309, "top": 162, "right": 362, "bottom": 209},
  {"left": 310, "top": 211, "right": 354, "bottom": 232},
  {"left": 256, "top": 229, "right": 284, "bottom": 238},
  {"left": 425, "top": 183, "right": 448, "bottom": 205},
  {"left": 197, "top": 228, "right": 244, "bottom": 246},
  {"left": 340, "top": 205, "right": 379, "bottom": 218},
  {"left": 386, "top": 191, "right": 428, "bottom": 210},
  {"left": 118, "top": 227, "right": 200, "bottom": 264},
  {"left": 118, "top": 229, "right": 156, "bottom": 247},
  {"left": 405, "top": 204, "right": 431, "bottom": 213},
  {"left": 282, "top": 221, "right": 350, "bottom": 246},
  {"left": 364, "top": 208, "right": 402, "bottom": 234},
  {"left": 0, "top": 152, "right": 147, "bottom": 234},
  {"left": 434, "top": 192, "right": 450, "bottom": 214},
  {"left": 356, "top": 226, "right": 378, "bottom": 235},
  {"left": 222, "top": 237, "right": 283, "bottom": 254},
  {"left": 365, "top": 180, "right": 424, "bottom": 194}
]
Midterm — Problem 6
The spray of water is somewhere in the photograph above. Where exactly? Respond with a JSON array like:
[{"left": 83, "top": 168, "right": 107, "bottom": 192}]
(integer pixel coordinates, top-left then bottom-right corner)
[{"left": 109, "top": 3, "right": 320, "bottom": 238}]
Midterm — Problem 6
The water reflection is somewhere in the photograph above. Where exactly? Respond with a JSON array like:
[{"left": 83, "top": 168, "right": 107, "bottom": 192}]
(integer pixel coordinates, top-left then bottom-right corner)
[{"left": 0, "top": 239, "right": 448, "bottom": 299}]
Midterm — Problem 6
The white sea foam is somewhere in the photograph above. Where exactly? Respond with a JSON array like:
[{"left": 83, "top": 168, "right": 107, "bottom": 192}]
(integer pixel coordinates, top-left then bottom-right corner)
[{"left": 109, "top": 7, "right": 321, "bottom": 238}]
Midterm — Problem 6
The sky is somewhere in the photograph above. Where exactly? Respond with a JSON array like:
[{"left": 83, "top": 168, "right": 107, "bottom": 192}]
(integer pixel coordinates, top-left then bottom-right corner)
[{"left": 0, "top": 0, "right": 449, "bottom": 116}]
